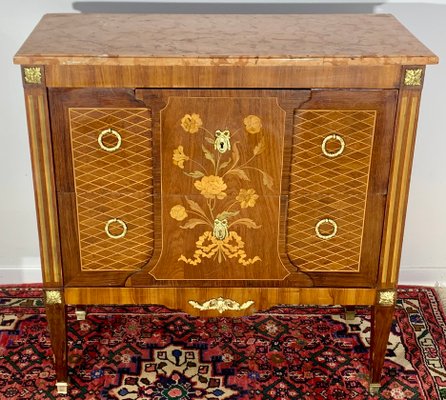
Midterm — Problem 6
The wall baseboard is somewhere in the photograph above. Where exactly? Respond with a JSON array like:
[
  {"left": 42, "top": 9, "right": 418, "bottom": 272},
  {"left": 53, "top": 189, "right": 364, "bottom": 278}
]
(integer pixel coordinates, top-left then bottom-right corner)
[
  {"left": 0, "top": 266, "right": 42, "bottom": 284},
  {"left": 398, "top": 266, "right": 446, "bottom": 287}
]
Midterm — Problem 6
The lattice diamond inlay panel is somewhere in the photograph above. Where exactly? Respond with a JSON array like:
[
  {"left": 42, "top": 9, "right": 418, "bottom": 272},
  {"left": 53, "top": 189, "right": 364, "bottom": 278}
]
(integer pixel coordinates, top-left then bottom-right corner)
[
  {"left": 69, "top": 108, "right": 153, "bottom": 193},
  {"left": 287, "top": 194, "right": 367, "bottom": 272},
  {"left": 287, "top": 110, "right": 376, "bottom": 272},
  {"left": 69, "top": 108, "right": 154, "bottom": 271},
  {"left": 290, "top": 110, "right": 376, "bottom": 196},
  {"left": 76, "top": 192, "right": 154, "bottom": 271}
]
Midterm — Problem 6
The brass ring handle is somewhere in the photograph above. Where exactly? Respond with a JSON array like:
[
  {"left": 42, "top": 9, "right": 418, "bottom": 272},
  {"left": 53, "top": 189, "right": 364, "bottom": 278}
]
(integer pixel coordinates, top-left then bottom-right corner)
[
  {"left": 105, "top": 218, "right": 127, "bottom": 239},
  {"left": 98, "top": 128, "right": 122, "bottom": 152},
  {"left": 321, "top": 133, "right": 345, "bottom": 158},
  {"left": 315, "top": 218, "right": 338, "bottom": 240}
]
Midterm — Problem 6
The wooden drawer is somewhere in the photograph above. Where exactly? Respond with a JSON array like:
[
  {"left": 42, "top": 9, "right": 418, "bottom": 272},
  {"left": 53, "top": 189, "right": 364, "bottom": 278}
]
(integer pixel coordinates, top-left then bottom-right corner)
[
  {"left": 74, "top": 191, "right": 154, "bottom": 272},
  {"left": 287, "top": 193, "right": 368, "bottom": 272},
  {"left": 291, "top": 109, "right": 376, "bottom": 196},
  {"left": 69, "top": 107, "right": 153, "bottom": 193},
  {"left": 151, "top": 194, "right": 287, "bottom": 280},
  {"left": 141, "top": 90, "right": 297, "bottom": 282}
]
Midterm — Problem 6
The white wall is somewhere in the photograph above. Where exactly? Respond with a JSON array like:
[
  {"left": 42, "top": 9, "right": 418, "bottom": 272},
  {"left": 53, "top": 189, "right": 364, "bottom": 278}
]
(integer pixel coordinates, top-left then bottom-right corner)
[
  {"left": 0, "top": 1, "right": 76, "bottom": 283},
  {"left": 1, "top": 1, "right": 445, "bottom": 285},
  {"left": 376, "top": 3, "right": 446, "bottom": 285}
]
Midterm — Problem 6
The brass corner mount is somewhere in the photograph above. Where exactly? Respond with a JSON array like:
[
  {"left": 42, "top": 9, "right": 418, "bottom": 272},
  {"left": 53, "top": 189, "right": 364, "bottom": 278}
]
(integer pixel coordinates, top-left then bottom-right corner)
[
  {"left": 23, "top": 67, "right": 42, "bottom": 84},
  {"left": 378, "top": 290, "right": 396, "bottom": 306},
  {"left": 404, "top": 68, "right": 423, "bottom": 86},
  {"left": 45, "top": 290, "right": 62, "bottom": 305}
]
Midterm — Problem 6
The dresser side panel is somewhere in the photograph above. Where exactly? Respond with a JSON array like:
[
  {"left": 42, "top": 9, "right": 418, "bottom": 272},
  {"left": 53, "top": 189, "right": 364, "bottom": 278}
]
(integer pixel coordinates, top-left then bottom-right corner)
[
  {"left": 379, "top": 79, "right": 424, "bottom": 287},
  {"left": 23, "top": 81, "right": 63, "bottom": 286}
]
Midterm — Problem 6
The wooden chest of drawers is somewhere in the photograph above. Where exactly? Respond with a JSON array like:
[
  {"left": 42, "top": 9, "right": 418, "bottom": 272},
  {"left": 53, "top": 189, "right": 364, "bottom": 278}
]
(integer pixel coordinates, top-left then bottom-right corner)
[{"left": 14, "top": 13, "right": 438, "bottom": 394}]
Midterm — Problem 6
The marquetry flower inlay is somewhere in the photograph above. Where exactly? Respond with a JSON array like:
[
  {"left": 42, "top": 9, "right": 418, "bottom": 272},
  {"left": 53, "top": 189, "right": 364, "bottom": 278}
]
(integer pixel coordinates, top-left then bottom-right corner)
[
  {"left": 180, "top": 113, "right": 203, "bottom": 133},
  {"left": 243, "top": 114, "right": 262, "bottom": 134},
  {"left": 171, "top": 113, "right": 272, "bottom": 266},
  {"left": 194, "top": 175, "right": 228, "bottom": 200},
  {"left": 172, "top": 145, "right": 189, "bottom": 169},
  {"left": 236, "top": 188, "right": 259, "bottom": 208},
  {"left": 170, "top": 205, "right": 188, "bottom": 221}
]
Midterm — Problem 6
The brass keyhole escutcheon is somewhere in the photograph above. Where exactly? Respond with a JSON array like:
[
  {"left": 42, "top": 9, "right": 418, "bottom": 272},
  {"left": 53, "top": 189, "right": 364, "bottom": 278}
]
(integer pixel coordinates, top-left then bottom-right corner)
[
  {"left": 213, "top": 218, "right": 229, "bottom": 240},
  {"left": 214, "top": 129, "right": 231, "bottom": 154}
]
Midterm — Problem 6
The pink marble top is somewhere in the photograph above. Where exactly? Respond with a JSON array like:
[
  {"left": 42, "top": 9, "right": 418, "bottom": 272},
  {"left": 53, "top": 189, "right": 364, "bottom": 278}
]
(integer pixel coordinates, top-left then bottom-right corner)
[{"left": 14, "top": 13, "right": 438, "bottom": 66}]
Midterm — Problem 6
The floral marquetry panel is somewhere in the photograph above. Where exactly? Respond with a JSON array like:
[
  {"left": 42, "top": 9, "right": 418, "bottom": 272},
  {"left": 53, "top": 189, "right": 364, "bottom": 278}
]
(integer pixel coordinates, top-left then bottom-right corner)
[{"left": 150, "top": 94, "right": 291, "bottom": 280}]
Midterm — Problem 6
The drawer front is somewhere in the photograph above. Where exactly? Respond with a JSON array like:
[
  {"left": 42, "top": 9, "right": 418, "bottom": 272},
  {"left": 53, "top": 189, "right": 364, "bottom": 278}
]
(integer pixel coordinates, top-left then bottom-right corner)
[
  {"left": 76, "top": 192, "right": 154, "bottom": 272},
  {"left": 49, "top": 89, "right": 158, "bottom": 285},
  {"left": 285, "top": 90, "right": 397, "bottom": 281},
  {"left": 287, "top": 109, "right": 376, "bottom": 272},
  {"left": 49, "top": 89, "right": 396, "bottom": 287},
  {"left": 287, "top": 194, "right": 366, "bottom": 272},
  {"left": 290, "top": 109, "right": 376, "bottom": 196},
  {"left": 69, "top": 107, "right": 153, "bottom": 193},
  {"left": 68, "top": 107, "right": 155, "bottom": 272},
  {"left": 144, "top": 92, "right": 302, "bottom": 281}
]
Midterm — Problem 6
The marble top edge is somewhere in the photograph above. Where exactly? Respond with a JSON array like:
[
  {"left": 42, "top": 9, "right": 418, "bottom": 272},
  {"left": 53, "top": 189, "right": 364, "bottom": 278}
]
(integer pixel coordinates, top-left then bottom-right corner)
[{"left": 14, "top": 13, "right": 438, "bottom": 66}]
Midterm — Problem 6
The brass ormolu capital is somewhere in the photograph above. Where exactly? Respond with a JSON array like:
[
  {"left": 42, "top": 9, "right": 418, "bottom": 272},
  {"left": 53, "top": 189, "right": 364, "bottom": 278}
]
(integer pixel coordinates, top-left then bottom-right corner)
[
  {"left": 45, "top": 290, "right": 62, "bottom": 305},
  {"left": 404, "top": 68, "right": 423, "bottom": 86},
  {"left": 377, "top": 290, "right": 396, "bottom": 306},
  {"left": 23, "top": 67, "right": 42, "bottom": 84}
]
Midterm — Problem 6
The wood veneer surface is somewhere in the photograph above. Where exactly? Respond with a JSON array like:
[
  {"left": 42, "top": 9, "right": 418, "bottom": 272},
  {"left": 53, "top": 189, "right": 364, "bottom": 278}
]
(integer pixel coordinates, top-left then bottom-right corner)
[
  {"left": 14, "top": 14, "right": 438, "bottom": 66},
  {"left": 17, "top": 13, "right": 436, "bottom": 387}
]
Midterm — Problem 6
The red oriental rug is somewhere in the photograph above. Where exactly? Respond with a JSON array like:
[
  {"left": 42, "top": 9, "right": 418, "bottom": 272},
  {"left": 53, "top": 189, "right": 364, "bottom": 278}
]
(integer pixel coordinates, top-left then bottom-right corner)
[{"left": 1, "top": 286, "right": 446, "bottom": 399}]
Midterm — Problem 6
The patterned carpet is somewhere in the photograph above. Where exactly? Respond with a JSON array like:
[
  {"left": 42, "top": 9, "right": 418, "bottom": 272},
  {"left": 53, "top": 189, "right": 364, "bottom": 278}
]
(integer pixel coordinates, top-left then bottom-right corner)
[{"left": 1, "top": 286, "right": 446, "bottom": 399}]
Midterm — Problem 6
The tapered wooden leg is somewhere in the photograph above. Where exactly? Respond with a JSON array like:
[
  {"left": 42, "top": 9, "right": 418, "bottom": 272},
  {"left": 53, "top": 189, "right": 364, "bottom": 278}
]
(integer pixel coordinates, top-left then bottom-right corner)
[
  {"left": 369, "top": 290, "right": 396, "bottom": 393},
  {"left": 75, "top": 306, "right": 87, "bottom": 321},
  {"left": 345, "top": 305, "right": 356, "bottom": 321},
  {"left": 44, "top": 289, "right": 68, "bottom": 394}
]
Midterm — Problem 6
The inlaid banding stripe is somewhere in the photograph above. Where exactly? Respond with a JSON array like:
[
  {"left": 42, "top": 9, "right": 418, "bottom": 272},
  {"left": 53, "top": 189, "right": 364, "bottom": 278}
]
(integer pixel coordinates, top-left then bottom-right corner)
[{"left": 26, "top": 94, "right": 61, "bottom": 283}]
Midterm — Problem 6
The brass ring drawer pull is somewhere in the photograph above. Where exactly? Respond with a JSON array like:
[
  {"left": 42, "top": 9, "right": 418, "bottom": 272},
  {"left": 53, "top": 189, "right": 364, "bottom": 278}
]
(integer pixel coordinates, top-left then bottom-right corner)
[
  {"left": 321, "top": 133, "right": 345, "bottom": 158},
  {"left": 105, "top": 218, "right": 127, "bottom": 239},
  {"left": 315, "top": 218, "right": 338, "bottom": 240},
  {"left": 98, "top": 128, "right": 122, "bottom": 152}
]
